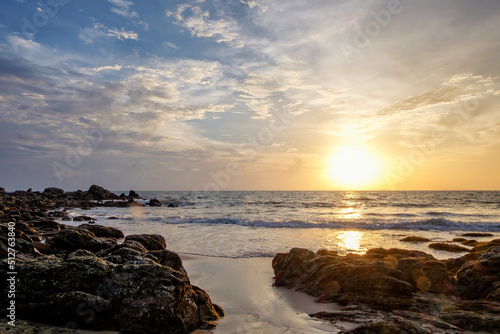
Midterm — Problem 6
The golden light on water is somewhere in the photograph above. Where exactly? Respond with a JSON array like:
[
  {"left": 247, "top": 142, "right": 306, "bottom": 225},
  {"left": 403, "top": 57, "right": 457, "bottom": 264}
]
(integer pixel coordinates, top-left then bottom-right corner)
[
  {"left": 338, "top": 231, "right": 363, "bottom": 252},
  {"left": 338, "top": 207, "right": 363, "bottom": 219}
]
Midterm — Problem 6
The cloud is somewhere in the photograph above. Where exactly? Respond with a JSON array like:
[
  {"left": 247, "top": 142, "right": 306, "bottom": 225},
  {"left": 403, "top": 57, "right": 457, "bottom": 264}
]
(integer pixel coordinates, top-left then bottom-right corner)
[
  {"left": 93, "top": 65, "right": 123, "bottom": 72},
  {"left": 108, "top": 0, "right": 138, "bottom": 18},
  {"left": 79, "top": 23, "right": 138, "bottom": 43},
  {"left": 166, "top": 2, "right": 243, "bottom": 47},
  {"left": 163, "top": 41, "right": 180, "bottom": 50},
  {"left": 378, "top": 74, "right": 498, "bottom": 116}
]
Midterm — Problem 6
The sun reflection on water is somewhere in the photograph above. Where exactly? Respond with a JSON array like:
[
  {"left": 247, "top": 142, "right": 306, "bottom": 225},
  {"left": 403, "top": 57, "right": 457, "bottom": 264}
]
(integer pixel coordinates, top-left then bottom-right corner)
[{"left": 338, "top": 231, "right": 364, "bottom": 253}]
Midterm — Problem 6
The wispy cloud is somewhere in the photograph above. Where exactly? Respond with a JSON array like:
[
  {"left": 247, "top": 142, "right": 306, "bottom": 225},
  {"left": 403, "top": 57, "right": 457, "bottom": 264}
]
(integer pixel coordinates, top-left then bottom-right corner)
[
  {"left": 79, "top": 23, "right": 139, "bottom": 43},
  {"left": 108, "top": 0, "right": 138, "bottom": 18}
]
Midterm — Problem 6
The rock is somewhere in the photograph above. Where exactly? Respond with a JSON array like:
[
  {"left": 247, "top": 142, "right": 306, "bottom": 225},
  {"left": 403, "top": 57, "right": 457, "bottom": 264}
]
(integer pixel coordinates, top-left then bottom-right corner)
[
  {"left": 443, "top": 252, "right": 481, "bottom": 275},
  {"left": 364, "top": 248, "right": 452, "bottom": 294},
  {"left": 79, "top": 224, "right": 124, "bottom": 239},
  {"left": 0, "top": 184, "right": 228, "bottom": 332},
  {"left": 109, "top": 239, "right": 149, "bottom": 253},
  {"left": 452, "top": 238, "right": 467, "bottom": 243},
  {"left": 48, "top": 228, "right": 96, "bottom": 253},
  {"left": 440, "top": 309, "right": 500, "bottom": 332},
  {"left": 15, "top": 222, "right": 38, "bottom": 235},
  {"left": 456, "top": 250, "right": 500, "bottom": 300},
  {"left": 462, "top": 232, "right": 494, "bottom": 237},
  {"left": 128, "top": 190, "right": 140, "bottom": 199},
  {"left": 73, "top": 215, "right": 93, "bottom": 222},
  {"left": 340, "top": 319, "right": 430, "bottom": 334},
  {"left": 28, "top": 219, "right": 66, "bottom": 235},
  {"left": 167, "top": 203, "right": 179, "bottom": 208},
  {"left": 32, "top": 241, "right": 51, "bottom": 254},
  {"left": 274, "top": 247, "right": 500, "bottom": 332},
  {"left": 43, "top": 187, "right": 65, "bottom": 198},
  {"left": 149, "top": 249, "right": 187, "bottom": 275},
  {"left": 316, "top": 249, "right": 338, "bottom": 256},
  {"left": 400, "top": 236, "right": 431, "bottom": 243},
  {"left": 273, "top": 248, "right": 415, "bottom": 310},
  {"left": 468, "top": 239, "right": 500, "bottom": 253},
  {"left": 0, "top": 250, "right": 223, "bottom": 333},
  {"left": 148, "top": 199, "right": 162, "bottom": 207},
  {"left": 87, "top": 184, "right": 113, "bottom": 200},
  {"left": 461, "top": 239, "right": 479, "bottom": 246},
  {"left": 125, "top": 234, "right": 166, "bottom": 251},
  {"left": 108, "top": 216, "right": 119, "bottom": 219},
  {"left": 396, "top": 257, "right": 452, "bottom": 293},
  {"left": 428, "top": 243, "right": 469, "bottom": 253}
]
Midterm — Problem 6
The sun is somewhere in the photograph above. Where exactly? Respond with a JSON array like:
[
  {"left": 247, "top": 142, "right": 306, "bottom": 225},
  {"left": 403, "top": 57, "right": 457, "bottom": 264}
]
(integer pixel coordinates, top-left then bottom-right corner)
[{"left": 327, "top": 145, "right": 383, "bottom": 189}]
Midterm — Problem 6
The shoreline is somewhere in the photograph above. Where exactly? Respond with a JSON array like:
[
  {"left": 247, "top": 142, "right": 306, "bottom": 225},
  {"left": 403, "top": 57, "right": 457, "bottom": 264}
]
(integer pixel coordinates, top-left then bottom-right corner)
[
  {"left": 181, "top": 254, "right": 344, "bottom": 334},
  {"left": 2, "top": 185, "right": 500, "bottom": 333}
]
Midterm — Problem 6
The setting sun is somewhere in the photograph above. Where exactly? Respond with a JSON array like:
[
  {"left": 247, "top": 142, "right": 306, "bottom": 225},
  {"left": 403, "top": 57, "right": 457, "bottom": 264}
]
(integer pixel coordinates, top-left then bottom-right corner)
[{"left": 327, "top": 145, "right": 383, "bottom": 189}]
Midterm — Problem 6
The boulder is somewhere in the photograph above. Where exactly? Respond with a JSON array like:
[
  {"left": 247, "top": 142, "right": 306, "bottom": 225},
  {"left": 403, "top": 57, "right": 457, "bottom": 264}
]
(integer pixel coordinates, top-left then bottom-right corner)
[
  {"left": 273, "top": 248, "right": 415, "bottom": 310},
  {"left": 43, "top": 187, "right": 65, "bottom": 198},
  {"left": 396, "top": 257, "right": 452, "bottom": 293},
  {"left": 462, "top": 232, "right": 494, "bottom": 237},
  {"left": 149, "top": 249, "right": 187, "bottom": 275},
  {"left": 0, "top": 249, "right": 223, "bottom": 333},
  {"left": 468, "top": 239, "right": 500, "bottom": 253},
  {"left": 456, "top": 250, "right": 500, "bottom": 300},
  {"left": 400, "top": 236, "right": 431, "bottom": 243},
  {"left": 340, "top": 319, "right": 430, "bottom": 334},
  {"left": 87, "top": 185, "right": 112, "bottom": 200},
  {"left": 73, "top": 215, "right": 93, "bottom": 222},
  {"left": 79, "top": 224, "right": 124, "bottom": 239},
  {"left": 443, "top": 252, "right": 481, "bottom": 275},
  {"left": 32, "top": 241, "right": 51, "bottom": 254},
  {"left": 128, "top": 190, "right": 140, "bottom": 199},
  {"left": 148, "top": 199, "right": 162, "bottom": 207},
  {"left": 28, "top": 219, "right": 66, "bottom": 235},
  {"left": 125, "top": 234, "right": 166, "bottom": 251},
  {"left": 428, "top": 243, "right": 469, "bottom": 253},
  {"left": 48, "top": 228, "right": 96, "bottom": 252}
]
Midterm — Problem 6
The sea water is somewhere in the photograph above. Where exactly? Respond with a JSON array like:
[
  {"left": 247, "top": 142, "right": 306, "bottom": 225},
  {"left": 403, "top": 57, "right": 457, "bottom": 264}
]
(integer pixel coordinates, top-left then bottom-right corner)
[{"left": 62, "top": 191, "right": 500, "bottom": 260}]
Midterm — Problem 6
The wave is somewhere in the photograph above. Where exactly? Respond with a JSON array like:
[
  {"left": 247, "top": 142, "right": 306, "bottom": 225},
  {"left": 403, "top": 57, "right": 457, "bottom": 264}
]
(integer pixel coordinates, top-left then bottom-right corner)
[
  {"left": 139, "top": 216, "right": 500, "bottom": 232},
  {"left": 425, "top": 211, "right": 454, "bottom": 216}
]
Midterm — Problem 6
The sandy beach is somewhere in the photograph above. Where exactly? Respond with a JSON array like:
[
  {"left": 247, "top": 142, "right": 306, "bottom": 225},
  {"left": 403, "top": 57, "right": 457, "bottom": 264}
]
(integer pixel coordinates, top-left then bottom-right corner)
[{"left": 182, "top": 254, "right": 346, "bottom": 334}]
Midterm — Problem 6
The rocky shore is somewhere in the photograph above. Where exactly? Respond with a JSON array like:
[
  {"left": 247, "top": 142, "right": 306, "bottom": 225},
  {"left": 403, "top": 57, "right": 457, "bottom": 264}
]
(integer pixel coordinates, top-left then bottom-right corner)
[
  {"left": 0, "top": 185, "right": 223, "bottom": 334},
  {"left": 3, "top": 185, "right": 500, "bottom": 333},
  {"left": 273, "top": 244, "right": 500, "bottom": 333}
]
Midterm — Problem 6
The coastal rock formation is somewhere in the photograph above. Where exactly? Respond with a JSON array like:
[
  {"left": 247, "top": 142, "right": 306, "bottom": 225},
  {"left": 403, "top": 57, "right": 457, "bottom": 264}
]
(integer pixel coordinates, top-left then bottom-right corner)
[
  {"left": 0, "top": 185, "right": 224, "bottom": 333},
  {"left": 273, "top": 246, "right": 500, "bottom": 333},
  {"left": 79, "top": 223, "right": 125, "bottom": 239},
  {"left": 1, "top": 226, "right": 224, "bottom": 333},
  {"left": 456, "top": 247, "right": 500, "bottom": 300},
  {"left": 400, "top": 236, "right": 431, "bottom": 243},
  {"left": 428, "top": 242, "right": 469, "bottom": 253}
]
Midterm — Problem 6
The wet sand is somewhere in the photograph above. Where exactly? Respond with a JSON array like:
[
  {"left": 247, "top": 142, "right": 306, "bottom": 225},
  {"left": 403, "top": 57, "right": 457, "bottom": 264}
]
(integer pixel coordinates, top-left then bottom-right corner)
[{"left": 181, "top": 254, "right": 349, "bottom": 334}]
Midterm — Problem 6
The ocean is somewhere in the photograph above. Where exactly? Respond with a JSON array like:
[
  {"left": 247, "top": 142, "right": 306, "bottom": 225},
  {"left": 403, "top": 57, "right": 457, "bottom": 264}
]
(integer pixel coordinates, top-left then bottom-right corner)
[{"left": 62, "top": 191, "right": 500, "bottom": 260}]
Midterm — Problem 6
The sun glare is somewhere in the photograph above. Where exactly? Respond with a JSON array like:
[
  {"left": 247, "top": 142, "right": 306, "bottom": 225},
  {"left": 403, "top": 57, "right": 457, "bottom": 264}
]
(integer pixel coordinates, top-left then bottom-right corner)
[{"left": 327, "top": 145, "right": 383, "bottom": 189}]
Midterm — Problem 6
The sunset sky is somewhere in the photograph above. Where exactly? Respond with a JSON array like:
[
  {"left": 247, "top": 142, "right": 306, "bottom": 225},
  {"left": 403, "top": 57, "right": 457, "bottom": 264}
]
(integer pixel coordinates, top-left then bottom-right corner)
[{"left": 1, "top": 0, "right": 499, "bottom": 191}]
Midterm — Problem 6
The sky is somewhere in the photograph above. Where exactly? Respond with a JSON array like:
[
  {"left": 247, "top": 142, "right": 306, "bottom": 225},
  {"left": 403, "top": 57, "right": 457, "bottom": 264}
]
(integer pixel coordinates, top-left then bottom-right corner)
[{"left": 0, "top": 0, "right": 499, "bottom": 191}]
